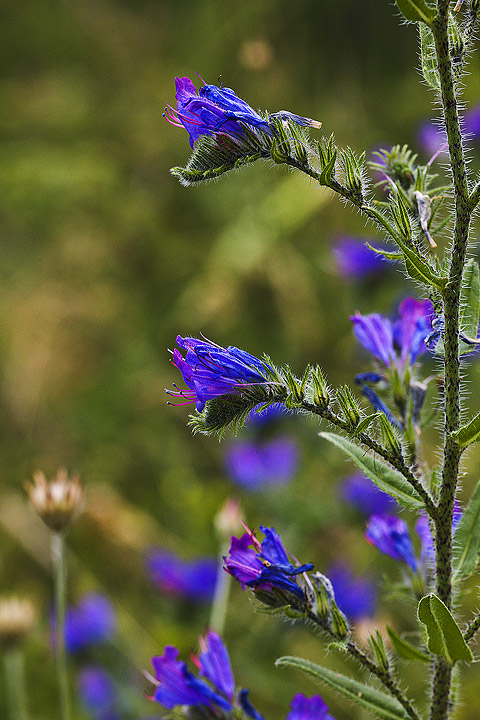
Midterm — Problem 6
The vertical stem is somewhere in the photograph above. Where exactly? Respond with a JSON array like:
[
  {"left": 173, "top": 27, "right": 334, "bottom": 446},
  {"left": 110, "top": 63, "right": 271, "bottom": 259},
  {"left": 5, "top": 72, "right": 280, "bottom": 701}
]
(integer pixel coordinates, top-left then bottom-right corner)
[
  {"left": 430, "top": 2, "right": 472, "bottom": 719},
  {"left": 4, "top": 647, "right": 29, "bottom": 720},
  {"left": 209, "top": 539, "right": 231, "bottom": 635},
  {"left": 51, "top": 531, "right": 71, "bottom": 720}
]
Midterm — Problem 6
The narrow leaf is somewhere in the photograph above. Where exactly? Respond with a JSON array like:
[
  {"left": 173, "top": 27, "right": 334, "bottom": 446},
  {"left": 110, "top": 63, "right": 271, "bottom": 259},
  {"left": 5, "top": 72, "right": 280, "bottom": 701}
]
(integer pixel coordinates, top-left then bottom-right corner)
[
  {"left": 395, "top": 0, "right": 437, "bottom": 24},
  {"left": 419, "top": 24, "right": 440, "bottom": 89},
  {"left": 276, "top": 656, "right": 409, "bottom": 720},
  {"left": 453, "top": 478, "right": 480, "bottom": 579},
  {"left": 451, "top": 410, "right": 480, "bottom": 448},
  {"left": 417, "top": 594, "right": 473, "bottom": 663},
  {"left": 386, "top": 626, "right": 430, "bottom": 662},
  {"left": 319, "top": 432, "right": 424, "bottom": 510},
  {"left": 365, "top": 242, "right": 403, "bottom": 261},
  {"left": 460, "top": 258, "right": 480, "bottom": 339}
]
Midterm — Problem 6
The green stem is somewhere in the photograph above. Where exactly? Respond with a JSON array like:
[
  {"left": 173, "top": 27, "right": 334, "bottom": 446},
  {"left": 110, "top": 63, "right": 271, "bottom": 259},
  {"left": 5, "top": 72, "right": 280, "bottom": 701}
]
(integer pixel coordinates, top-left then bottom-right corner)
[
  {"left": 51, "top": 532, "right": 71, "bottom": 720},
  {"left": 209, "top": 539, "right": 232, "bottom": 635},
  {"left": 4, "top": 647, "right": 29, "bottom": 720},
  {"left": 429, "top": 2, "right": 472, "bottom": 718},
  {"left": 463, "top": 613, "right": 480, "bottom": 644},
  {"left": 346, "top": 641, "right": 421, "bottom": 720}
]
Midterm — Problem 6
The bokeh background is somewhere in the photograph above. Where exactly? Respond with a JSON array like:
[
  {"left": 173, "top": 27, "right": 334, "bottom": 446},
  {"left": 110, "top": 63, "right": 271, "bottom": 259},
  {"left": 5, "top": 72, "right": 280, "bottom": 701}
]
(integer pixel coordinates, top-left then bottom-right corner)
[{"left": 2, "top": 1, "right": 480, "bottom": 718}]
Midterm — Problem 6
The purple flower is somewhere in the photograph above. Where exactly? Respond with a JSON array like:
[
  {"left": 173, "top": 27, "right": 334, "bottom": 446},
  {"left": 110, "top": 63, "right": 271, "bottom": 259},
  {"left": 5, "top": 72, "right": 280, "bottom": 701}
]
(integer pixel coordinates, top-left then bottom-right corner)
[
  {"left": 333, "top": 237, "right": 388, "bottom": 278},
  {"left": 168, "top": 335, "right": 272, "bottom": 412},
  {"left": 224, "top": 437, "right": 299, "bottom": 490},
  {"left": 78, "top": 666, "right": 117, "bottom": 715},
  {"left": 150, "top": 631, "right": 264, "bottom": 718},
  {"left": 351, "top": 297, "right": 433, "bottom": 369},
  {"left": 417, "top": 120, "right": 447, "bottom": 157},
  {"left": 165, "top": 77, "right": 321, "bottom": 148},
  {"left": 60, "top": 594, "right": 116, "bottom": 654},
  {"left": 285, "top": 693, "right": 336, "bottom": 720},
  {"left": 341, "top": 474, "right": 398, "bottom": 517},
  {"left": 326, "top": 563, "right": 377, "bottom": 621},
  {"left": 151, "top": 644, "right": 231, "bottom": 711},
  {"left": 365, "top": 515, "right": 418, "bottom": 572},
  {"left": 145, "top": 549, "right": 217, "bottom": 602},
  {"left": 415, "top": 501, "right": 463, "bottom": 567},
  {"left": 224, "top": 525, "right": 313, "bottom": 605}
]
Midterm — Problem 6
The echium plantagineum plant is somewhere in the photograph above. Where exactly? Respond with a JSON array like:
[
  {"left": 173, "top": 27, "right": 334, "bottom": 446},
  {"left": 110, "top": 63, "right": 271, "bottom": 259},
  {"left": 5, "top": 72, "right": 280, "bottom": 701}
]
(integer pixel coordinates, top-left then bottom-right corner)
[{"left": 160, "top": 2, "right": 480, "bottom": 720}]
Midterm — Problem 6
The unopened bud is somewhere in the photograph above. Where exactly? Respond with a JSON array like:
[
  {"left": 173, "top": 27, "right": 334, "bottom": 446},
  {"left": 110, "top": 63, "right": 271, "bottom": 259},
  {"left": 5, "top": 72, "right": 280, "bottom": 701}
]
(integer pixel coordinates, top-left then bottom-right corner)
[
  {"left": 309, "top": 366, "right": 329, "bottom": 410},
  {"left": 214, "top": 497, "right": 243, "bottom": 539},
  {"left": 330, "top": 600, "right": 349, "bottom": 641},
  {"left": 379, "top": 414, "right": 403, "bottom": 459},
  {"left": 336, "top": 385, "right": 361, "bottom": 429},
  {"left": 26, "top": 468, "right": 83, "bottom": 532},
  {"left": 0, "top": 597, "right": 36, "bottom": 649},
  {"left": 368, "top": 630, "right": 390, "bottom": 672}
]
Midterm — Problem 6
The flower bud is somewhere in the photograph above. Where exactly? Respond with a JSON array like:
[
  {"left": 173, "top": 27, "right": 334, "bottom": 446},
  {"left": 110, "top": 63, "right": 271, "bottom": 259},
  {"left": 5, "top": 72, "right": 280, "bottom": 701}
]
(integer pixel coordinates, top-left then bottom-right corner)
[
  {"left": 0, "top": 597, "right": 36, "bottom": 649},
  {"left": 214, "top": 497, "right": 243, "bottom": 539},
  {"left": 336, "top": 385, "right": 361, "bottom": 430},
  {"left": 25, "top": 468, "right": 83, "bottom": 532}
]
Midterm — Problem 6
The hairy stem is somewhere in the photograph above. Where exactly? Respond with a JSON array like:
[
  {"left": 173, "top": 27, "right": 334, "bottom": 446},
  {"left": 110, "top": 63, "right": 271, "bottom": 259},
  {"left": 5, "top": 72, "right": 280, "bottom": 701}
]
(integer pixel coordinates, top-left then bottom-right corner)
[
  {"left": 464, "top": 613, "right": 480, "bottom": 644},
  {"left": 430, "top": 1, "right": 472, "bottom": 718}
]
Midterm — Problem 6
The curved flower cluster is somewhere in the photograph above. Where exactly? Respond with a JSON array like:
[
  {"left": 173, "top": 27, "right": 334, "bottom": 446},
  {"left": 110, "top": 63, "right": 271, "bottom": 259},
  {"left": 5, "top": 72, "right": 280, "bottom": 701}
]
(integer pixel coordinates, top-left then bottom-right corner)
[
  {"left": 224, "top": 525, "right": 313, "bottom": 607},
  {"left": 166, "top": 76, "right": 322, "bottom": 148},
  {"left": 168, "top": 335, "right": 274, "bottom": 412},
  {"left": 150, "top": 630, "right": 333, "bottom": 719}
]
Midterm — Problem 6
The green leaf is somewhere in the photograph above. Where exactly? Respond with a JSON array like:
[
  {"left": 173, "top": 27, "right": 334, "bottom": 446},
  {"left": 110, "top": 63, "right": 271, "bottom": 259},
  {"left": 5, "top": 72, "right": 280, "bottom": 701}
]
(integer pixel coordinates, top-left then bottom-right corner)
[
  {"left": 451, "top": 410, "right": 480, "bottom": 448},
  {"left": 395, "top": 0, "right": 437, "bottom": 24},
  {"left": 365, "top": 243, "right": 403, "bottom": 261},
  {"left": 460, "top": 258, "right": 480, "bottom": 341},
  {"left": 419, "top": 24, "right": 440, "bottom": 90},
  {"left": 319, "top": 432, "right": 424, "bottom": 510},
  {"left": 453, "top": 478, "right": 480, "bottom": 579},
  {"left": 276, "top": 656, "right": 409, "bottom": 720},
  {"left": 417, "top": 594, "right": 473, "bottom": 664},
  {"left": 386, "top": 626, "right": 430, "bottom": 663}
]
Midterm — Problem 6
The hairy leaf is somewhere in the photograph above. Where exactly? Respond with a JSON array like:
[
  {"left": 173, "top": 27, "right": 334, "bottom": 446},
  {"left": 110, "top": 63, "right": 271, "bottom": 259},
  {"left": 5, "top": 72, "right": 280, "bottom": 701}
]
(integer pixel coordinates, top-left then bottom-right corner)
[
  {"left": 395, "top": 0, "right": 437, "bottom": 24},
  {"left": 319, "top": 432, "right": 424, "bottom": 510},
  {"left": 417, "top": 594, "right": 473, "bottom": 663},
  {"left": 419, "top": 24, "right": 440, "bottom": 89},
  {"left": 386, "top": 626, "right": 430, "bottom": 662},
  {"left": 453, "top": 478, "right": 480, "bottom": 579},
  {"left": 451, "top": 411, "right": 480, "bottom": 448},
  {"left": 276, "top": 656, "right": 409, "bottom": 720}
]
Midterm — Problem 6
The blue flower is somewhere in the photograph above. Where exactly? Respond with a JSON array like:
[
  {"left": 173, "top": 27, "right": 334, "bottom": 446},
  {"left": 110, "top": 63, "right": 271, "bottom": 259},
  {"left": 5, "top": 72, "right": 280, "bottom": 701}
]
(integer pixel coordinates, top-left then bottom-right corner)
[
  {"left": 60, "top": 594, "right": 116, "bottom": 654},
  {"left": 351, "top": 297, "right": 433, "bottom": 370},
  {"left": 224, "top": 437, "right": 299, "bottom": 490},
  {"left": 165, "top": 77, "right": 322, "bottom": 148},
  {"left": 150, "top": 631, "right": 264, "bottom": 718},
  {"left": 78, "top": 666, "right": 117, "bottom": 716},
  {"left": 415, "top": 501, "right": 462, "bottom": 568},
  {"left": 365, "top": 515, "right": 418, "bottom": 572},
  {"left": 168, "top": 335, "right": 273, "bottom": 412},
  {"left": 224, "top": 525, "right": 313, "bottom": 605},
  {"left": 326, "top": 563, "right": 377, "bottom": 622},
  {"left": 145, "top": 549, "right": 217, "bottom": 602},
  {"left": 340, "top": 474, "right": 398, "bottom": 517},
  {"left": 333, "top": 237, "right": 388, "bottom": 279},
  {"left": 285, "top": 693, "right": 336, "bottom": 720}
]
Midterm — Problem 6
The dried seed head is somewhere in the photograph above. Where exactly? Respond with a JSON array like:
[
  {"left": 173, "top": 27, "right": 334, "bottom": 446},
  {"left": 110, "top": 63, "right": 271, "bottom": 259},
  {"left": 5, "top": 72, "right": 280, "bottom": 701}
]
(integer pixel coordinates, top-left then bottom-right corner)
[
  {"left": 0, "top": 597, "right": 36, "bottom": 648},
  {"left": 25, "top": 468, "right": 84, "bottom": 532}
]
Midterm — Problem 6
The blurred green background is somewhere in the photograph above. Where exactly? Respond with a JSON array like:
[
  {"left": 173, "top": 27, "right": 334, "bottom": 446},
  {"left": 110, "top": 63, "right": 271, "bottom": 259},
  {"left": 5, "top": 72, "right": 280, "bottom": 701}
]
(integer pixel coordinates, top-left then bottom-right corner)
[{"left": 1, "top": 1, "right": 480, "bottom": 718}]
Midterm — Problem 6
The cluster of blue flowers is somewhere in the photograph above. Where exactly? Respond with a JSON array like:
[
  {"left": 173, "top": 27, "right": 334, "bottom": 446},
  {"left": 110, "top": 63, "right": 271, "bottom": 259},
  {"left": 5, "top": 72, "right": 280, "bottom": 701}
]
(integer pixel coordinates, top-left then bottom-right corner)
[
  {"left": 165, "top": 76, "right": 322, "bottom": 149},
  {"left": 145, "top": 548, "right": 218, "bottom": 602},
  {"left": 150, "top": 630, "right": 334, "bottom": 719}
]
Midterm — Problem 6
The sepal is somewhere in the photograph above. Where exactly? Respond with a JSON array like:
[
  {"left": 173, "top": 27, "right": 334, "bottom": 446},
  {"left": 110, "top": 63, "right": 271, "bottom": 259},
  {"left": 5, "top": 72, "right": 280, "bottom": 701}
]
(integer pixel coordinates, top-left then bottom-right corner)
[
  {"left": 369, "top": 630, "right": 390, "bottom": 672},
  {"left": 394, "top": 0, "right": 437, "bottom": 24},
  {"left": 316, "top": 134, "right": 338, "bottom": 185},
  {"left": 336, "top": 385, "right": 361, "bottom": 430}
]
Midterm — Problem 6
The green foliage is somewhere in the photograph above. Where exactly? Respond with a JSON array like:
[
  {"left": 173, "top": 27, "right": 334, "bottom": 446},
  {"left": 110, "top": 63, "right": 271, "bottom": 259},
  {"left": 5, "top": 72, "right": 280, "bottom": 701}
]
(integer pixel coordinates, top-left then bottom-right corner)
[
  {"left": 395, "top": 0, "right": 437, "bottom": 25},
  {"left": 451, "top": 410, "right": 480, "bottom": 447},
  {"left": 276, "top": 656, "right": 410, "bottom": 720},
  {"left": 417, "top": 594, "right": 474, "bottom": 664},
  {"left": 386, "top": 626, "right": 430, "bottom": 663},
  {"left": 420, "top": 24, "right": 440, "bottom": 90},
  {"left": 319, "top": 432, "right": 425, "bottom": 510},
  {"left": 453, "top": 478, "right": 480, "bottom": 578}
]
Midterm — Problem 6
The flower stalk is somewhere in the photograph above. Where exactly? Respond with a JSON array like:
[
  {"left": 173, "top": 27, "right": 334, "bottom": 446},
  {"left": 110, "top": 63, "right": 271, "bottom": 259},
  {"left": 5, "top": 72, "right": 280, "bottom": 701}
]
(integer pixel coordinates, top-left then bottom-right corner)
[
  {"left": 51, "top": 532, "right": 71, "bottom": 720},
  {"left": 3, "top": 647, "right": 29, "bottom": 720}
]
